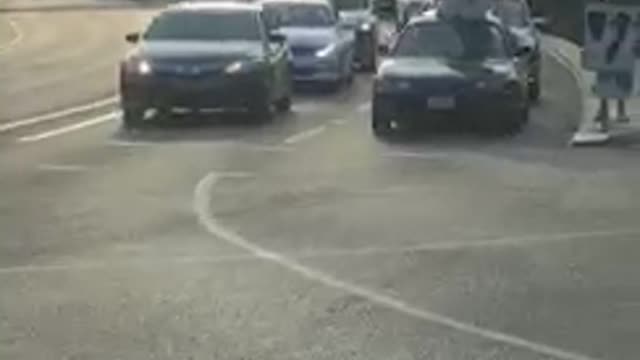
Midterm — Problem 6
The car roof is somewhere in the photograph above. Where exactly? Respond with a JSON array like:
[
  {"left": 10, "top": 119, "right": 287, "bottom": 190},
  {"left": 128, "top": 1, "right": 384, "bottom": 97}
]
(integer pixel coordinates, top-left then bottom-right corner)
[
  {"left": 168, "top": 1, "right": 261, "bottom": 13},
  {"left": 409, "top": 9, "right": 503, "bottom": 27},
  {"left": 260, "top": 0, "right": 331, "bottom": 6}
]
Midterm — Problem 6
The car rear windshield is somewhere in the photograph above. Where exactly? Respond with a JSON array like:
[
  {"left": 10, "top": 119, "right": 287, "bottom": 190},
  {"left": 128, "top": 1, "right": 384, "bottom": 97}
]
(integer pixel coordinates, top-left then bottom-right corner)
[
  {"left": 392, "top": 21, "right": 508, "bottom": 60},
  {"left": 263, "top": 3, "right": 335, "bottom": 28},
  {"left": 144, "top": 11, "right": 262, "bottom": 41}
]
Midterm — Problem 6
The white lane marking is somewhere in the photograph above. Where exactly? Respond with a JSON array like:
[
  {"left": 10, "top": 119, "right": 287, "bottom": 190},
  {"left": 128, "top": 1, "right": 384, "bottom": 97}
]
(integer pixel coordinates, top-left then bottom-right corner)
[
  {"left": 36, "top": 163, "right": 90, "bottom": 172},
  {"left": 106, "top": 140, "right": 293, "bottom": 153},
  {"left": 18, "top": 111, "right": 118, "bottom": 143},
  {"left": 357, "top": 101, "right": 371, "bottom": 113},
  {"left": 384, "top": 150, "right": 450, "bottom": 160},
  {"left": 4, "top": 227, "right": 639, "bottom": 276},
  {"left": 0, "top": 18, "right": 23, "bottom": 53},
  {"left": 283, "top": 126, "right": 327, "bottom": 145},
  {"left": 292, "top": 229, "right": 640, "bottom": 258},
  {"left": 331, "top": 118, "right": 346, "bottom": 125},
  {"left": 194, "top": 172, "right": 600, "bottom": 360},
  {"left": 0, "top": 96, "right": 117, "bottom": 133},
  {"left": 0, "top": 253, "right": 260, "bottom": 275}
]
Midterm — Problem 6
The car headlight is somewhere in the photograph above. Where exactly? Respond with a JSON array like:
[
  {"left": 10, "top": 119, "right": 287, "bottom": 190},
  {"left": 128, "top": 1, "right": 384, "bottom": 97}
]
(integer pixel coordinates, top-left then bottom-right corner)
[
  {"left": 137, "top": 60, "right": 152, "bottom": 75},
  {"left": 360, "top": 22, "right": 372, "bottom": 32},
  {"left": 375, "top": 77, "right": 412, "bottom": 92},
  {"left": 315, "top": 44, "right": 337, "bottom": 58},
  {"left": 225, "top": 61, "right": 244, "bottom": 74},
  {"left": 225, "top": 60, "right": 262, "bottom": 75},
  {"left": 125, "top": 59, "right": 152, "bottom": 75}
]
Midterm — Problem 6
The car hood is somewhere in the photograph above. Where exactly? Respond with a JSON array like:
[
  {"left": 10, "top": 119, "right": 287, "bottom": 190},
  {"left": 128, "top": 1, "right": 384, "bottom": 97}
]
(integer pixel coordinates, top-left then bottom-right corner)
[
  {"left": 131, "top": 40, "right": 264, "bottom": 62},
  {"left": 277, "top": 27, "right": 337, "bottom": 48},
  {"left": 378, "top": 57, "right": 516, "bottom": 81}
]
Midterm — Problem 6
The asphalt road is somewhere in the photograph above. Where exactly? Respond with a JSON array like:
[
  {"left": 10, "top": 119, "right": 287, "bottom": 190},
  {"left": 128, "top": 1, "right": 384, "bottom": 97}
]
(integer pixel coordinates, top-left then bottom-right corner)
[{"left": 2, "top": 5, "right": 640, "bottom": 360}]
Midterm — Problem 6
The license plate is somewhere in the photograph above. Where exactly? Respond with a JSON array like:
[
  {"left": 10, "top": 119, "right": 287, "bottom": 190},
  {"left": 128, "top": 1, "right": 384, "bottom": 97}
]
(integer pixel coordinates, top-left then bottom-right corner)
[{"left": 427, "top": 96, "right": 455, "bottom": 110}]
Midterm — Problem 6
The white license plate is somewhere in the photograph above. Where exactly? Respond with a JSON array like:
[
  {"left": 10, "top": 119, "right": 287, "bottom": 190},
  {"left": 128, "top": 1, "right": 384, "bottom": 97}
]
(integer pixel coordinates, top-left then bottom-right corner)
[{"left": 427, "top": 97, "right": 455, "bottom": 110}]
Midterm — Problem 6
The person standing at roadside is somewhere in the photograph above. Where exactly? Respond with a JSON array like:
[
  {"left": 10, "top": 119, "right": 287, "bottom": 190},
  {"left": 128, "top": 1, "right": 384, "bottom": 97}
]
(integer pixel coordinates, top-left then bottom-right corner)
[{"left": 592, "top": 0, "right": 633, "bottom": 129}]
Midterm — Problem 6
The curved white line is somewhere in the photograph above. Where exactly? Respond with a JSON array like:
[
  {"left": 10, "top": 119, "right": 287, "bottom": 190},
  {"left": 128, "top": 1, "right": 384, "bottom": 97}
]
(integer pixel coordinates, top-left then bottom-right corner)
[
  {"left": 0, "top": 18, "right": 23, "bottom": 53},
  {"left": 0, "top": 96, "right": 117, "bottom": 133},
  {"left": 194, "top": 172, "right": 600, "bottom": 360}
]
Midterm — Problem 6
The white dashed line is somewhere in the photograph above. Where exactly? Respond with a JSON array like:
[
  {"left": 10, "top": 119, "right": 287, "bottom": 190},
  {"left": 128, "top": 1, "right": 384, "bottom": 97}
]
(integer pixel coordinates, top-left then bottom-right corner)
[
  {"left": 283, "top": 126, "right": 326, "bottom": 145},
  {"left": 330, "top": 118, "right": 346, "bottom": 125},
  {"left": 194, "top": 172, "right": 600, "bottom": 360},
  {"left": 0, "top": 97, "right": 117, "bottom": 133},
  {"left": 0, "top": 18, "right": 24, "bottom": 53},
  {"left": 18, "top": 111, "right": 118, "bottom": 143},
  {"left": 36, "top": 163, "right": 90, "bottom": 172},
  {"left": 106, "top": 140, "right": 293, "bottom": 152}
]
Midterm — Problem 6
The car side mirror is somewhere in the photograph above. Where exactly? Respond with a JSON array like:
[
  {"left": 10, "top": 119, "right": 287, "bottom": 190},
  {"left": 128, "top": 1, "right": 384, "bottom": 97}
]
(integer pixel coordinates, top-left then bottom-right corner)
[
  {"left": 514, "top": 45, "right": 532, "bottom": 58},
  {"left": 532, "top": 17, "right": 549, "bottom": 30},
  {"left": 125, "top": 32, "right": 140, "bottom": 44}
]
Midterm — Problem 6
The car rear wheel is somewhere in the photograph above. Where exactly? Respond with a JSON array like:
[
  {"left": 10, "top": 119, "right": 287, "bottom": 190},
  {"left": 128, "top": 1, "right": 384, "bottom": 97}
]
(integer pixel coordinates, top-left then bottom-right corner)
[
  {"left": 372, "top": 111, "right": 395, "bottom": 139},
  {"left": 529, "top": 77, "right": 541, "bottom": 102},
  {"left": 122, "top": 105, "right": 145, "bottom": 130}
]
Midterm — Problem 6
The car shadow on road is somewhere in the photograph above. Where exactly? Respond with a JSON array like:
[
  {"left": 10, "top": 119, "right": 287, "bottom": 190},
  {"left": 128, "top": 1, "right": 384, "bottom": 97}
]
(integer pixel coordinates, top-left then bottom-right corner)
[{"left": 110, "top": 110, "right": 298, "bottom": 144}]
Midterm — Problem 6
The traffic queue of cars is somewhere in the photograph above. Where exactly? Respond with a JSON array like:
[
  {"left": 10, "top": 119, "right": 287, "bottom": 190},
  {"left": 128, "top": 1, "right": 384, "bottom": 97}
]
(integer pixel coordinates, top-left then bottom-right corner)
[{"left": 119, "top": 0, "right": 545, "bottom": 138}]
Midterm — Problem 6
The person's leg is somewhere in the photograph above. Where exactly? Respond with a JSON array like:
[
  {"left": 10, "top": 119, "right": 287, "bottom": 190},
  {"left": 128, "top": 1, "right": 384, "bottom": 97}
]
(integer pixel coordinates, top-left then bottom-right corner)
[
  {"left": 595, "top": 98, "right": 610, "bottom": 131},
  {"left": 616, "top": 99, "right": 630, "bottom": 123}
]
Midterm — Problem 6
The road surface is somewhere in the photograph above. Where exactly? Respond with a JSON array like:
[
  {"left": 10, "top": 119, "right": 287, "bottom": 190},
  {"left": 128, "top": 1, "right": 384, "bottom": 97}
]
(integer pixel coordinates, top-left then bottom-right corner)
[{"left": 1, "top": 4, "right": 640, "bottom": 360}]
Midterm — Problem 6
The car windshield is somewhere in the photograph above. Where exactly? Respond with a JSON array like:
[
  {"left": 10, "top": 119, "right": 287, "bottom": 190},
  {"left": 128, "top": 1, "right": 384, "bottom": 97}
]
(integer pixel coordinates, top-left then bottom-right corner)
[
  {"left": 334, "top": 0, "right": 369, "bottom": 11},
  {"left": 263, "top": 3, "right": 335, "bottom": 28},
  {"left": 493, "top": 0, "right": 530, "bottom": 28},
  {"left": 392, "top": 21, "right": 507, "bottom": 60},
  {"left": 144, "top": 11, "right": 262, "bottom": 41}
]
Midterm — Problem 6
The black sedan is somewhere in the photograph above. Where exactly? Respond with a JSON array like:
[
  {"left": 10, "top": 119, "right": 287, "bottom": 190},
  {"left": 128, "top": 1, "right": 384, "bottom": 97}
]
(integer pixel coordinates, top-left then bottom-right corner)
[
  {"left": 371, "top": 10, "right": 530, "bottom": 138},
  {"left": 119, "top": 2, "right": 292, "bottom": 129}
]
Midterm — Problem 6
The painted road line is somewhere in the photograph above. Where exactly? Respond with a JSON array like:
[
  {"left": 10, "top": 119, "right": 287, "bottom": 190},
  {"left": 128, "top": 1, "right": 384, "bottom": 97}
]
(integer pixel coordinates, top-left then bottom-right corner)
[
  {"left": 195, "top": 172, "right": 600, "bottom": 360},
  {"left": 0, "top": 96, "right": 117, "bottom": 133},
  {"left": 36, "top": 163, "right": 90, "bottom": 172},
  {"left": 106, "top": 139, "right": 293, "bottom": 153},
  {"left": 0, "top": 18, "right": 23, "bottom": 53},
  {"left": 330, "top": 118, "right": 346, "bottom": 125},
  {"left": 357, "top": 101, "right": 371, "bottom": 113},
  {"left": 18, "top": 111, "right": 118, "bottom": 143},
  {"left": 283, "top": 126, "right": 326, "bottom": 145}
]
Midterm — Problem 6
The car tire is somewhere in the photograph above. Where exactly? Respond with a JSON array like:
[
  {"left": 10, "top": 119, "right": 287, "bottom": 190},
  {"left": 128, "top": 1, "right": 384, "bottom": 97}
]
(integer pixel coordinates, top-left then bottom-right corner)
[
  {"left": 529, "top": 75, "right": 541, "bottom": 103},
  {"left": 275, "top": 95, "right": 291, "bottom": 113},
  {"left": 501, "top": 106, "right": 529, "bottom": 135},
  {"left": 372, "top": 111, "right": 395, "bottom": 139},
  {"left": 122, "top": 104, "right": 145, "bottom": 130}
]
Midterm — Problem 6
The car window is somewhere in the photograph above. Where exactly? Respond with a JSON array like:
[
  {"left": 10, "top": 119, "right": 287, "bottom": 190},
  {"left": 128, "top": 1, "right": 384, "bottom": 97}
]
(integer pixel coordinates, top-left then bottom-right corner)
[
  {"left": 263, "top": 3, "right": 336, "bottom": 28},
  {"left": 493, "top": 0, "right": 530, "bottom": 28},
  {"left": 392, "top": 21, "right": 508, "bottom": 60},
  {"left": 334, "top": 0, "right": 369, "bottom": 11},
  {"left": 144, "top": 11, "right": 262, "bottom": 41}
]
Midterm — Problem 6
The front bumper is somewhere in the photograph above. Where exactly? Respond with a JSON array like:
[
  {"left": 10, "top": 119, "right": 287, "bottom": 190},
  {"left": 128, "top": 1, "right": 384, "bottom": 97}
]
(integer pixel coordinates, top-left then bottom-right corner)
[
  {"left": 289, "top": 56, "right": 341, "bottom": 83},
  {"left": 372, "top": 90, "right": 526, "bottom": 126},
  {"left": 120, "top": 72, "right": 269, "bottom": 110}
]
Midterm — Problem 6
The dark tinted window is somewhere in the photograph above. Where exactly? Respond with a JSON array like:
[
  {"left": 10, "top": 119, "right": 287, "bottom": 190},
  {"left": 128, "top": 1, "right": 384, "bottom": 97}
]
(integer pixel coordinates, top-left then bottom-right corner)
[
  {"left": 263, "top": 3, "right": 335, "bottom": 28},
  {"left": 392, "top": 21, "right": 507, "bottom": 60},
  {"left": 144, "top": 11, "right": 262, "bottom": 41},
  {"left": 334, "top": 0, "right": 369, "bottom": 11},
  {"left": 493, "top": 0, "right": 530, "bottom": 27}
]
